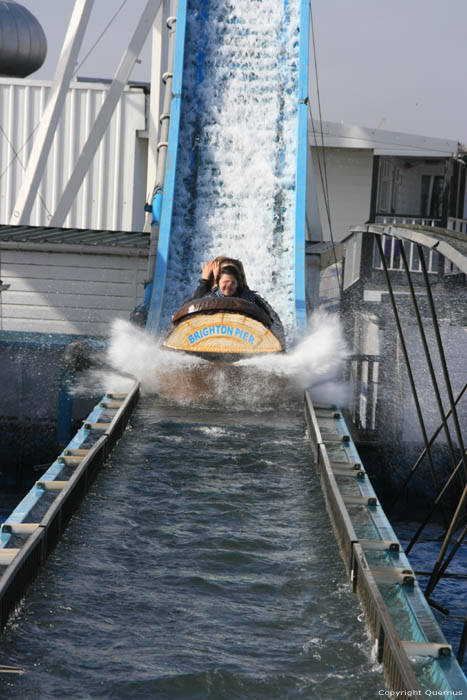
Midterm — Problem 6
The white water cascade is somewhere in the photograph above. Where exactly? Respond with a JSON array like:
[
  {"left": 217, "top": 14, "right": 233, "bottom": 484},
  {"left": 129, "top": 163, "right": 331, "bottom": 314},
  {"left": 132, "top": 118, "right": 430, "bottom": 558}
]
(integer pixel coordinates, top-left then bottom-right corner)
[{"left": 162, "top": 0, "right": 301, "bottom": 342}]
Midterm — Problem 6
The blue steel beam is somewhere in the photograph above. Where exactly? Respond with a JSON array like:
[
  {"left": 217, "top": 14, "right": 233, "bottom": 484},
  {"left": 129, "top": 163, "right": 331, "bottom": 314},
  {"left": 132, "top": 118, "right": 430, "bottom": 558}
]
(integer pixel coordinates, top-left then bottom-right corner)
[
  {"left": 294, "top": 0, "right": 310, "bottom": 331},
  {"left": 146, "top": 0, "right": 188, "bottom": 336}
]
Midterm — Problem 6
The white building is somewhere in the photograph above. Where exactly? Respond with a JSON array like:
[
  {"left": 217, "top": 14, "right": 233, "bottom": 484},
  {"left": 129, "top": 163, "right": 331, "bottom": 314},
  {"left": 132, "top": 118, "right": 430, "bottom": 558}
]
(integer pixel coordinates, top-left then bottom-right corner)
[
  {"left": 0, "top": 77, "right": 464, "bottom": 336},
  {"left": 306, "top": 119, "right": 463, "bottom": 243}
]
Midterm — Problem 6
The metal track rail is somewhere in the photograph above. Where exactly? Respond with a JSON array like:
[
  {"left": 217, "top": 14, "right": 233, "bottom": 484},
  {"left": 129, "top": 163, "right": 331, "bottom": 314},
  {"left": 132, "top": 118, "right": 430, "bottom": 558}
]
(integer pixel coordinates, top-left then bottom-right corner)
[
  {"left": 304, "top": 390, "right": 467, "bottom": 693},
  {"left": 0, "top": 383, "right": 140, "bottom": 630}
]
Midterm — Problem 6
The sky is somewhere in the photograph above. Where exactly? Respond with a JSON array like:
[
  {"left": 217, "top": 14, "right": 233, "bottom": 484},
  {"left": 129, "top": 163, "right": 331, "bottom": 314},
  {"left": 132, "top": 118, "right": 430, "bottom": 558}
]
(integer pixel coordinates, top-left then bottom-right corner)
[{"left": 19, "top": 0, "right": 467, "bottom": 145}]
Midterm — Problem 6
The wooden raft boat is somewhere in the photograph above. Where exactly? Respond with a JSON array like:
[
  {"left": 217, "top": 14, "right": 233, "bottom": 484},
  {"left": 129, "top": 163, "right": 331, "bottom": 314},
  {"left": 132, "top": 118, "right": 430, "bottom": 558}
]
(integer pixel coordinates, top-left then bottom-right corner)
[{"left": 162, "top": 297, "right": 285, "bottom": 361}]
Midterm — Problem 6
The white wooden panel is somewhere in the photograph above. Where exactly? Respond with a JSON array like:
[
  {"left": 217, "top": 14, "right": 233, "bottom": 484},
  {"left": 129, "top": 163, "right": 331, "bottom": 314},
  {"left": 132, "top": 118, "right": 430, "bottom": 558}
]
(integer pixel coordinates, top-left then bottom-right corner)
[
  {"left": 1, "top": 304, "right": 129, "bottom": 323},
  {"left": 2, "top": 262, "right": 139, "bottom": 283},
  {"left": 2, "top": 317, "right": 110, "bottom": 336},
  {"left": 4, "top": 291, "right": 135, "bottom": 310},
  {"left": 1, "top": 248, "right": 147, "bottom": 269},
  {"left": 0, "top": 246, "right": 145, "bottom": 334},
  {"left": 1, "top": 276, "right": 139, "bottom": 296}
]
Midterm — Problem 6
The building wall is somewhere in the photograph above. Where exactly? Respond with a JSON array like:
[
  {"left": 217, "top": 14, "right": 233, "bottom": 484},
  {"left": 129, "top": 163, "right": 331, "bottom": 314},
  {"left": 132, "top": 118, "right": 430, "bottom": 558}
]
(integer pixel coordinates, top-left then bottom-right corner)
[
  {"left": 0, "top": 247, "right": 147, "bottom": 336},
  {"left": 0, "top": 79, "right": 148, "bottom": 232},
  {"left": 310, "top": 147, "right": 374, "bottom": 242}
]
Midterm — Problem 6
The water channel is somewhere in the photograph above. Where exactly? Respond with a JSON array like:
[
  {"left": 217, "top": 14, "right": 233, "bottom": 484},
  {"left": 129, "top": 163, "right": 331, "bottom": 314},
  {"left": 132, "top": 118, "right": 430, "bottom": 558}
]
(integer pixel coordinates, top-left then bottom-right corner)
[{"left": 1, "top": 397, "right": 384, "bottom": 699}]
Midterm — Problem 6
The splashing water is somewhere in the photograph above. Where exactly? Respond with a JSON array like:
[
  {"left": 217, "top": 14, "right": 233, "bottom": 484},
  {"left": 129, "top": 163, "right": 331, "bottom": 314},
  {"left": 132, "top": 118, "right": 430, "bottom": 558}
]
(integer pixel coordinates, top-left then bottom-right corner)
[{"left": 74, "top": 313, "right": 349, "bottom": 410}]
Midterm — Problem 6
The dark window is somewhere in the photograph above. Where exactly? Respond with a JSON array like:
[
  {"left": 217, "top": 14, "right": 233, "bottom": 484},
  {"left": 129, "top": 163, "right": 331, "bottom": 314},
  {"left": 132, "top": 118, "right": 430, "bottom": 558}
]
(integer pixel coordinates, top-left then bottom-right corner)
[{"left": 420, "top": 175, "right": 444, "bottom": 218}]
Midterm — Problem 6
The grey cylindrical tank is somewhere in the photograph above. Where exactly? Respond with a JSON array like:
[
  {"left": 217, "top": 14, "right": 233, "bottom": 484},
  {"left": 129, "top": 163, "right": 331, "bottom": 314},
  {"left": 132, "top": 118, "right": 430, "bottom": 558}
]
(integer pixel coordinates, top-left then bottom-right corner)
[{"left": 0, "top": 0, "right": 47, "bottom": 78}]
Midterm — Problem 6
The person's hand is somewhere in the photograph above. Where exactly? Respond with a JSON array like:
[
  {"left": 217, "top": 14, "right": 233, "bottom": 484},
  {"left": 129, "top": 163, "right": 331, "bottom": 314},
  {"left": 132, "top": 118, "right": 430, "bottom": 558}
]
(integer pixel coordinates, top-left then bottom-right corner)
[
  {"left": 202, "top": 260, "right": 215, "bottom": 282},
  {"left": 211, "top": 260, "right": 220, "bottom": 282},
  {"left": 202, "top": 259, "right": 221, "bottom": 284}
]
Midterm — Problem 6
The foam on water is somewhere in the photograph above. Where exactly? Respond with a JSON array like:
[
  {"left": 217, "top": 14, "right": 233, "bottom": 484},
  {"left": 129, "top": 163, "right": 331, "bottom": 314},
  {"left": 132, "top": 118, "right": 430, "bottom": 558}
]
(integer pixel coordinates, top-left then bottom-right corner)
[{"left": 74, "top": 312, "right": 349, "bottom": 410}]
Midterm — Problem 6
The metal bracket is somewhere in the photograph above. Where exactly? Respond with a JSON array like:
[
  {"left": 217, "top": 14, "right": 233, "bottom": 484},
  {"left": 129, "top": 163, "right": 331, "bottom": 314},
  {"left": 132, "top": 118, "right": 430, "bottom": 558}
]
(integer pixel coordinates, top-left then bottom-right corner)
[
  {"left": 402, "top": 641, "right": 452, "bottom": 658},
  {"left": 332, "top": 467, "right": 365, "bottom": 479},
  {"left": 0, "top": 549, "right": 20, "bottom": 565},
  {"left": 315, "top": 410, "right": 341, "bottom": 419},
  {"left": 371, "top": 566, "right": 414, "bottom": 586},
  {"left": 36, "top": 481, "right": 68, "bottom": 492},
  {"left": 57, "top": 455, "right": 83, "bottom": 466},
  {"left": 330, "top": 461, "right": 362, "bottom": 470},
  {"left": 1, "top": 523, "right": 40, "bottom": 535},
  {"left": 83, "top": 422, "right": 111, "bottom": 431},
  {"left": 343, "top": 495, "right": 377, "bottom": 507},
  {"left": 359, "top": 539, "right": 400, "bottom": 553},
  {"left": 320, "top": 433, "right": 350, "bottom": 442}
]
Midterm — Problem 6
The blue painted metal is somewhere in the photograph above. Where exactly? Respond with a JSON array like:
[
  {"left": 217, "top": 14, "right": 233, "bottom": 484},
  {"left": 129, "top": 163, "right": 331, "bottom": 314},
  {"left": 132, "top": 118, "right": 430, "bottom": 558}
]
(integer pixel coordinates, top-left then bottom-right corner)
[
  {"left": 151, "top": 189, "right": 163, "bottom": 226},
  {"left": 294, "top": 0, "right": 310, "bottom": 331},
  {"left": 146, "top": 0, "right": 188, "bottom": 336}
]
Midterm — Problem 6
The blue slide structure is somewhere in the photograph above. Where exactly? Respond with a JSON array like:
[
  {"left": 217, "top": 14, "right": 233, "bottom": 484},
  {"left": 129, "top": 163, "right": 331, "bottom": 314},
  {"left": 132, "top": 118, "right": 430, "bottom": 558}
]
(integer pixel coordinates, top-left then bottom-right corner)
[{"left": 145, "top": 0, "right": 310, "bottom": 341}]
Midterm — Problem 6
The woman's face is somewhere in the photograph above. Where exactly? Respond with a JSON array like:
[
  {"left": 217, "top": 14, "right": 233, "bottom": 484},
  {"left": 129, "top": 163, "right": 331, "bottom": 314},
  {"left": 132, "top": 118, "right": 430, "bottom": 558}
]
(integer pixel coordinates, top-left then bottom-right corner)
[{"left": 218, "top": 273, "right": 238, "bottom": 296}]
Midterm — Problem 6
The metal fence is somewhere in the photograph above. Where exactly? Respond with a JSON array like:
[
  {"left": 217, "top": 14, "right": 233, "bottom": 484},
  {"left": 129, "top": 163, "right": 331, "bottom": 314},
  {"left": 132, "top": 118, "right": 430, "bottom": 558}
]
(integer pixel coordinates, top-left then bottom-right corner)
[{"left": 373, "top": 234, "right": 440, "bottom": 274}]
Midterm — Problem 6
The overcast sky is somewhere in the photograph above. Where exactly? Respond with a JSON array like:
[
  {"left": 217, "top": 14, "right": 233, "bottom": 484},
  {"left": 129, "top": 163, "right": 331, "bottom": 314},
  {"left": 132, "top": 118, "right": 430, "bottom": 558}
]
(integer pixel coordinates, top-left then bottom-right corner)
[{"left": 20, "top": 0, "right": 467, "bottom": 144}]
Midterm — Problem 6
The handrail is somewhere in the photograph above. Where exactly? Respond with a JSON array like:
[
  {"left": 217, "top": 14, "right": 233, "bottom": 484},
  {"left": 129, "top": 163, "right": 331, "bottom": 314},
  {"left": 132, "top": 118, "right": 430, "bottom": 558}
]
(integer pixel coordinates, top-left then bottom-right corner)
[
  {"left": 304, "top": 390, "right": 467, "bottom": 693},
  {"left": 0, "top": 383, "right": 140, "bottom": 629}
]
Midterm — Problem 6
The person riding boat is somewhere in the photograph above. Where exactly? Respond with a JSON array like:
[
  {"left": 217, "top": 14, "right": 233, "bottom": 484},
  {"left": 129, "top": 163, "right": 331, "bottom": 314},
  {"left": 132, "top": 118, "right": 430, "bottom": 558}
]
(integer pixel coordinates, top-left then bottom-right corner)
[{"left": 187, "top": 257, "right": 285, "bottom": 348}]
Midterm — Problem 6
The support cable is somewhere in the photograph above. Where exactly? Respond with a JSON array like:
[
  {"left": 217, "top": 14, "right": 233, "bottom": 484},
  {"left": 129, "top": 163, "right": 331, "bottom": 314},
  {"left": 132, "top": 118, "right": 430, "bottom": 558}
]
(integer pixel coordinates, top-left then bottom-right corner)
[
  {"left": 309, "top": 4, "right": 331, "bottom": 216},
  {"left": 399, "top": 242, "right": 461, "bottom": 481},
  {"left": 418, "top": 244, "right": 467, "bottom": 482},
  {"left": 73, "top": 0, "right": 129, "bottom": 78},
  {"left": 405, "top": 449, "right": 466, "bottom": 554},
  {"left": 375, "top": 235, "right": 442, "bottom": 498},
  {"left": 0, "top": 125, "right": 53, "bottom": 219},
  {"left": 432, "top": 524, "right": 467, "bottom": 589},
  {"left": 458, "top": 616, "right": 467, "bottom": 666},
  {"left": 424, "top": 483, "right": 467, "bottom": 598},
  {"left": 388, "top": 381, "right": 467, "bottom": 515},
  {"left": 308, "top": 3, "right": 342, "bottom": 295}
]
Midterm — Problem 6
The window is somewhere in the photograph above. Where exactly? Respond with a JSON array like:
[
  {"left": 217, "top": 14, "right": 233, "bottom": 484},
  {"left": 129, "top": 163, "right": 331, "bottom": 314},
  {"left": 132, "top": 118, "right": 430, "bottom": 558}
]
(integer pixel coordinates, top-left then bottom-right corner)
[{"left": 420, "top": 175, "right": 444, "bottom": 218}]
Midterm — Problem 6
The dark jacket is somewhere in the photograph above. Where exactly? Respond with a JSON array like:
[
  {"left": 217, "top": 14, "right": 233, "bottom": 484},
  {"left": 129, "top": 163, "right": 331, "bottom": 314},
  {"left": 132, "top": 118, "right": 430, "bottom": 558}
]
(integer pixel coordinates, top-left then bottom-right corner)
[{"left": 186, "top": 280, "right": 286, "bottom": 349}]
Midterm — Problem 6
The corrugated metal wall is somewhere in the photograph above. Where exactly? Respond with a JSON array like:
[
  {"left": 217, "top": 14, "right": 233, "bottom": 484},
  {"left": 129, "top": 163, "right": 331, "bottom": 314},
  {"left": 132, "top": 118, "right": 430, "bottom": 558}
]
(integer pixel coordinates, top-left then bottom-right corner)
[{"left": 0, "top": 79, "right": 148, "bottom": 231}]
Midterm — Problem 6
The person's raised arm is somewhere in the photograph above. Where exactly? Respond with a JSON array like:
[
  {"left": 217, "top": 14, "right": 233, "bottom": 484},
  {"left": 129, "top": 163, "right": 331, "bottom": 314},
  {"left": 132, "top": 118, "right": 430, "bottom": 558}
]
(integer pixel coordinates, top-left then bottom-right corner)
[{"left": 201, "top": 259, "right": 220, "bottom": 284}]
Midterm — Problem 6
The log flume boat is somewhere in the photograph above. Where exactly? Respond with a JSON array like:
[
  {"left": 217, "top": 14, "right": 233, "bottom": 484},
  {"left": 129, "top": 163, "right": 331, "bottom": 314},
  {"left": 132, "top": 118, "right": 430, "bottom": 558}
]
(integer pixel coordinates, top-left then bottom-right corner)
[{"left": 162, "top": 296, "right": 285, "bottom": 363}]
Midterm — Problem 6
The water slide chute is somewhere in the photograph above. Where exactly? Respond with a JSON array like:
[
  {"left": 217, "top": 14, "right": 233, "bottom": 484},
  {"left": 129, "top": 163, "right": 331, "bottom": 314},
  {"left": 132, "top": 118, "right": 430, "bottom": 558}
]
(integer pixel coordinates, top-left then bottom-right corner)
[{"left": 145, "top": 0, "right": 310, "bottom": 352}]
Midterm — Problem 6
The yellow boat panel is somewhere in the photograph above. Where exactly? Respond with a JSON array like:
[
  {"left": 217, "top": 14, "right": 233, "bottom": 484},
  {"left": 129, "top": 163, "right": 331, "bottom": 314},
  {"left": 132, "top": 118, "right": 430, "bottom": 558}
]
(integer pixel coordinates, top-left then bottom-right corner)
[{"left": 163, "top": 312, "right": 282, "bottom": 354}]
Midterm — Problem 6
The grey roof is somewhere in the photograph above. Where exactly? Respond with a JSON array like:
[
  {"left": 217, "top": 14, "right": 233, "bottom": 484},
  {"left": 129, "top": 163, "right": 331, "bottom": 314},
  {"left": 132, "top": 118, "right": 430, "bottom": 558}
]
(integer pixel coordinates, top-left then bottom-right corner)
[
  {"left": 0, "top": 224, "right": 150, "bottom": 251},
  {"left": 309, "top": 119, "right": 460, "bottom": 157}
]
